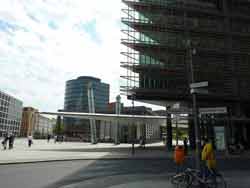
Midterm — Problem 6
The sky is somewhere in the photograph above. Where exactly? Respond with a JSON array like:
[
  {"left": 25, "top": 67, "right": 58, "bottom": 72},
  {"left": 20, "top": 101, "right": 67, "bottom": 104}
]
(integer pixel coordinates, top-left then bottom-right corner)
[{"left": 0, "top": 0, "right": 163, "bottom": 112}]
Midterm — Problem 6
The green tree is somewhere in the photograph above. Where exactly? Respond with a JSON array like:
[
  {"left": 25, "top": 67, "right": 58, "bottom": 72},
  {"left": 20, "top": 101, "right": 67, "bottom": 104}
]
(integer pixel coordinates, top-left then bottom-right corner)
[
  {"left": 33, "top": 131, "right": 41, "bottom": 139},
  {"left": 53, "top": 122, "right": 64, "bottom": 135}
]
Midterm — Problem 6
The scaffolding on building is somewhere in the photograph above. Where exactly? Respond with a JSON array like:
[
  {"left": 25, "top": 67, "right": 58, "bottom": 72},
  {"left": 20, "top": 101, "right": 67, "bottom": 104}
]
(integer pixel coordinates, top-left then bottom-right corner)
[{"left": 121, "top": 0, "right": 250, "bottom": 104}]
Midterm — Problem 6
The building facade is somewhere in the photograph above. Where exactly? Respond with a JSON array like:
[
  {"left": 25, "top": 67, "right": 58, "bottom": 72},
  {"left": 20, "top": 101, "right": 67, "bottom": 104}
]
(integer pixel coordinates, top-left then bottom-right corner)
[
  {"left": 123, "top": 106, "right": 161, "bottom": 142},
  {"left": 33, "top": 115, "right": 55, "bottom": 137},
  {"left": 20, "top": 107, "right": 38, "bottom": 137},
  {"left": 121, "top": 0, "right": 250, "bottom": 149},
  {"left": 99, "top": 104, "right": 161, "bottom": 143},
  {"left": 0, "top": 90, "right": 23, "bottom": 136},
  {"left": 64, "top": 76, "right": 110, "bottom": 140}
]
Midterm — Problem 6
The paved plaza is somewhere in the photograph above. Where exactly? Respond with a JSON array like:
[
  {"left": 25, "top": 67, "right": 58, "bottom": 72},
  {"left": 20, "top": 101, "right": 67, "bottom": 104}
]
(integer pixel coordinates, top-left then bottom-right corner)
[
  {"left": 0, "top": 138, "right": 172, "bottom": 164},
  {"left": 1, "top": 138, "right": 249, "bottom": 164}
]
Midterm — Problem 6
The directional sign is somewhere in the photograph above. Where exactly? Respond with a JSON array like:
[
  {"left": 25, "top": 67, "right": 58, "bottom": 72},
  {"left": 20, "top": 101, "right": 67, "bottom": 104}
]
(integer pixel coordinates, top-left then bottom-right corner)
[
  {"left": 190, "top": 88, "right": 208, "bottom": 94},
  {"left": 199, "top": 107, "right": 227, "bottom": 114},
  {"left": 190, "top": 81, "right": 208, "bottom": 89}
]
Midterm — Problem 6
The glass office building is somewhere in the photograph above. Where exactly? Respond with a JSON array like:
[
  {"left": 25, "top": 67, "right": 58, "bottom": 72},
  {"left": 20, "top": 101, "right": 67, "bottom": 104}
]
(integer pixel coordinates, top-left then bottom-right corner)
[
  {"left": 64, "top": 76, "right": 109, "bottom": 140},
  {"left": 0, "top": 90, "right": 23, "bottom": 136}
]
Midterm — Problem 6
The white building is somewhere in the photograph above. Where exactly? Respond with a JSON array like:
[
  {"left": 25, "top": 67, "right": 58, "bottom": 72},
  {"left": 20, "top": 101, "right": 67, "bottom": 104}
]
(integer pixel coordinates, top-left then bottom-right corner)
[
  {"left": 34, "top": 115, "right": 54, "bottom": 136},
  {"left": 0, "top": 90, "right": 23, "bottom": 136}
]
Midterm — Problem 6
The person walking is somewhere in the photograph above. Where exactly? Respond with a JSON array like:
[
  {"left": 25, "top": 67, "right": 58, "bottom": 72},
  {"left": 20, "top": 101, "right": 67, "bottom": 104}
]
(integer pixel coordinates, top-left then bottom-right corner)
[
  {"left": 11, "top": 134, "right": 15, "bottom": 149},
  {"left": 54, "top": 135, "right": 57, "bottom": 143},
  {"left": 28, "top": 135, "right": 33, "bottom": 147},
  {"left": 47, "top": 134, "right": 51, "bottom": 143},
  {"left": 141, "top": 137, "right": 146, "bottom": 149},
  {"left": 9, "top": 133, "right": 14, "bottom": 149},
  {"left": 139, "top": 136, "right": 143, "bottom": 147},
  {"left": 1, "top": 134, "right": 8, "bottom": 150}
]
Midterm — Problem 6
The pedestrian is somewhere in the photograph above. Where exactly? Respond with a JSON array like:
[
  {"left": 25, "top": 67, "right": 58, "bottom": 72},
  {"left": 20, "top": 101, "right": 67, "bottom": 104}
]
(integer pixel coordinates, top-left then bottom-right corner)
[
  {"left": 54, "top": 135, "right": 57, "bottom": 143},
  {"left": 141, "top": 137, "right": 146, "bottom": 149},
  {"left": 59, "top": 135, "right": 63, "bottom": 143},
  {"left": 28, "top": 135, "right": 33, "bottom": 147},
  {"left": 183, "top": 137, "right": 188, "bottom": 155},
  {"left": 47, "top": 134, "right": 51, "bottom": 143},
  {"left": 9, "top": 133, "right": 14, "bottom": 149},
  {"left": 1, "top": 134, "right": 8, "bottom": 150},
  {"left": 139, "top": 136, "right": 143, "bottom": 147}
]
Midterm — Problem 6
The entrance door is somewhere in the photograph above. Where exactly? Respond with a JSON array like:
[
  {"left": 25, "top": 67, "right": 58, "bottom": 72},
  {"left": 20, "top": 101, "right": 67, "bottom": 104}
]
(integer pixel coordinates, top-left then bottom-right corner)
[{"left": 214, "top": 126, "right": 226, "bottom": 150}]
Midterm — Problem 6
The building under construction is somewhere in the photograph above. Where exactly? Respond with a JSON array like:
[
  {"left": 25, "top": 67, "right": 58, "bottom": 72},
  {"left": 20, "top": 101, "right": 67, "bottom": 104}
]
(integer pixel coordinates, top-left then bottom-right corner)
[{"left": 121, "top": 0, "right": 250, "bottom": 150}]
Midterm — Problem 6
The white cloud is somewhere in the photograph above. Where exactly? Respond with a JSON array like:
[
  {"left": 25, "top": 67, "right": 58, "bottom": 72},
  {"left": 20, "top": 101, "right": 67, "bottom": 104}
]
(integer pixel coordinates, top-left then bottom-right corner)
[{"left": 0, "top": 0, "right": 164, "bottom": 112}]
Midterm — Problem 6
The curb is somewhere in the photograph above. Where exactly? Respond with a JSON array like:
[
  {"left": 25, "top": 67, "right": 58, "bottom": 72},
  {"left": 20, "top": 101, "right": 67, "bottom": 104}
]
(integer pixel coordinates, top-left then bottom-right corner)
[
  {"left": 1, "top": 155, "right": 249, "bottom": 166},
  {"left": 0, "top": 156, "right": 175, "bottom": 166}
]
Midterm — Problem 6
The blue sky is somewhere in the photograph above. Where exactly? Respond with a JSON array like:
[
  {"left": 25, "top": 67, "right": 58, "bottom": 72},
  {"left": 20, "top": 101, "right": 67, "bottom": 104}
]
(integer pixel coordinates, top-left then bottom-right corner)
[{"left": 0, "top": 0, "right": 163, "bottom": 112}]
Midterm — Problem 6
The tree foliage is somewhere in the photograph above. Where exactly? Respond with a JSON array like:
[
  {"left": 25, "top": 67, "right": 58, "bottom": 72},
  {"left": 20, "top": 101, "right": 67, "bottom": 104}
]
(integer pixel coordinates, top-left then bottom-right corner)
[{"left": 53, "top": 122, "right": 64, "bottom": 135}]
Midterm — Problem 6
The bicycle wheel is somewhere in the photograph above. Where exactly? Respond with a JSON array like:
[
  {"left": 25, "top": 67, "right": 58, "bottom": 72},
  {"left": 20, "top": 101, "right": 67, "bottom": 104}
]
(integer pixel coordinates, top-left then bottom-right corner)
[
  {"left": 206, "top": 174, "right": 227, "bottom": 188},
  {"left": 187, "top": 171, "right": 205, "bottom": 188},
  {"left": 171, "top": 173, "right": 192, "bottom": 188},
  {"left": 215, "top": 174, "right": 227, "bottom": 188}
]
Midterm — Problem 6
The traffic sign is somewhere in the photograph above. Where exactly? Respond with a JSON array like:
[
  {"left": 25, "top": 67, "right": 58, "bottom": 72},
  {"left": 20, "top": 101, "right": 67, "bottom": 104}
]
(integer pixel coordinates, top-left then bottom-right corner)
[
  {"left": 190, "top": 81, "right": 208, "bottom": 89},
  {"left": 190, "top": 88, "right": 208, "bottom": 94},
  {"left": 199, "top": 107, "right": 227, "bottom": 114}
]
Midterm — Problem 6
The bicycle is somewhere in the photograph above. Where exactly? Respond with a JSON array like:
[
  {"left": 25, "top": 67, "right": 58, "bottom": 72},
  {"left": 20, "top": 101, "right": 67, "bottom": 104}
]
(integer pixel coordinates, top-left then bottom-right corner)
[
  {"left": 170, "top": 168, "right": 193, "bottom": 188},
  {"left": 170, "top": 168, "right": 227, "bottom": 188},
  {"left": 186, "top": 168, "right": 227, "bottom": 188}
]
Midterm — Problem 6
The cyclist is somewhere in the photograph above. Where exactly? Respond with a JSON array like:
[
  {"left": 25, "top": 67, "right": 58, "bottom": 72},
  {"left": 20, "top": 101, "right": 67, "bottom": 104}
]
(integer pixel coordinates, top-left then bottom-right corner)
[{"left": 201, "top": 138, "right": 216, "bottom": 177}]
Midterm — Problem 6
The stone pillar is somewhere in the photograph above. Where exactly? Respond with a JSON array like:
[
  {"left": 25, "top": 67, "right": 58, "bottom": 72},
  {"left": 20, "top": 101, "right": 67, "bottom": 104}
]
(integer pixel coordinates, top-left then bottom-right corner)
[
  {"left": 225, "top": 112, "right": 231, "bottom": 155},
  {"left": 114, "top": 95, "right": 121, "bottom": 144},
  {"left": 188, "top": 116, "right": 196, "bottom": 150},
  {"left": 142, "top": 124, "right": 146, "bottom": 141},
  {"left": 87, "top": 82, "right": 97, "bottom": 144},
  {"left": 166, "top": 106, "right": 172, "bottom": 150}
]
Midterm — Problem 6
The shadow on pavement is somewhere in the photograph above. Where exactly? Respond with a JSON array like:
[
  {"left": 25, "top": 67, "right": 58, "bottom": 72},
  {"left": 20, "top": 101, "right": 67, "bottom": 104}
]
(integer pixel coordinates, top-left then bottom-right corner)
[
  {"left": 37, "top": 145, "right": 166, "bottom": 153},
  {"left": 45, "top": 159, "right": 177, "bottom": 188},
  {"left": 44, "top": 155, "right": 250, "bottom": 188}
]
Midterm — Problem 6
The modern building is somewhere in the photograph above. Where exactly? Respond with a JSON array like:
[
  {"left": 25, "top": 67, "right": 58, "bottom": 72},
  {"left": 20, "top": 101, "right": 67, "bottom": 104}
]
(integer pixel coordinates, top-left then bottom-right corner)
[
  {"left": 123, "top": 106, "right": 161, "bottom": 142},
  {"left": 121, "top": 0, "right": 250, "bottom": 150},
  {"left": 99, "top": 103, "right": 161, "bottom": 143},
  {"left": 64, "top": 76, "right": 110, "bottom": 140},
  {"left": 33, "top": 115, "right": 55, "bottom": 137},
  {"left": 0, "top": 90, "right": 23, "bottom": 136},
  {"left": 20, "top": 107, "right": 38, "bottom": 137}
]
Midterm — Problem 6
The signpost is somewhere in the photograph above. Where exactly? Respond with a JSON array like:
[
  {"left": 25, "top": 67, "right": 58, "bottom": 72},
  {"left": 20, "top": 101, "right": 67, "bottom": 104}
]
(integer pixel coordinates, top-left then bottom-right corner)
[
  {"left": 189, "top": 80, "right": 209, "bottom": 169},
  {"left": 190, "top": 81, "right": 209, "bottom": 95}
]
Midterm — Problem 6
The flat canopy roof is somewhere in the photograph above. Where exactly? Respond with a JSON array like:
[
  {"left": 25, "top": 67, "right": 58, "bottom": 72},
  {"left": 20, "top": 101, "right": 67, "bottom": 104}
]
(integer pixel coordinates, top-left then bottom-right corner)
[{"left": 40, "top": 112, "right": 250, "bottom": 125}]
